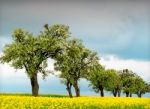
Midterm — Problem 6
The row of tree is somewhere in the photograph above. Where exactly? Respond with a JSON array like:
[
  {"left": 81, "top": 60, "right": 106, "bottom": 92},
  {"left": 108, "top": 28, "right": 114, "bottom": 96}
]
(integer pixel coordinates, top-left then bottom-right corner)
[
  {"left": 0, "top": 24, "right": 150, "bottom": 97},
  {"left": 54, "top": 39, "right": 150, "bottom": 98},
  {"left": 88, "top": 68, "right": 150, "bottom": 98}
]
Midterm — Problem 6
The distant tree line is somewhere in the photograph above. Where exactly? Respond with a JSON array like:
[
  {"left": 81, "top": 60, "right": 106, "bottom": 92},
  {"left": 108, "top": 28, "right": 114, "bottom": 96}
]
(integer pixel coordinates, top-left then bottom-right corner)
[{"left": 0, "top": 24, "right": 150, "bottom": 97}]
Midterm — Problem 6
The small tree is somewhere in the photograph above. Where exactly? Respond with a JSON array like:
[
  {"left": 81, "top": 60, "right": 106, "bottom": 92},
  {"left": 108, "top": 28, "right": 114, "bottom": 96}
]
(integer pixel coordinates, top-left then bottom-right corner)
[
  {"left": 60, "top": 77, "right": 73, "bottom": 98},
  {"left": 134, "top": 76, "right": 150, "bottom": 97},
  {"left": 88, "top": 64, "right": 117, "bottom": 97},
  {"left": 54, "top": 59, "right": 74, "bottom": 98},
  {"left": 0, "top": 24, "right": 70, "bottom": 96},
  {"left": 120, "top": 69, "right": 136, "bottom": 97},
  {"left": 105, "top": 70, "right": 122, "bottom": 97}
]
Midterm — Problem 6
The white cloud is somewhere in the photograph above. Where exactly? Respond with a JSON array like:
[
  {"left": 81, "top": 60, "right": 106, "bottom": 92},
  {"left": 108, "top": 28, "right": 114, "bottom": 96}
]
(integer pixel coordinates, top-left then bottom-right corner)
[
  {"left": 0, "top": 57, "right": 59, "bottom": 83},
  {"left": 100, "top": 55, "right": 150, "bottom": 82},
  {"left": 0, "top": 63, "right": 27, "bottom": 84},
  {"left": 0, "top": 53, "right": 26, "bottom": 82}
]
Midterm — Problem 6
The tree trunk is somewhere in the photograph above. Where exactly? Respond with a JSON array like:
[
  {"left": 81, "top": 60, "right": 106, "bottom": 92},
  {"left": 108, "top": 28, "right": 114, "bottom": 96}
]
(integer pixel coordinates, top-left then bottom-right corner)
[
  {"left": 137, "top": 92, "right": 142, "bottom": 98},
  {"left": 126, "top": 92, "right": 129, "bottom": 97},
  {"left": 117, "top": 90, "right": 121, "bottom": 97},
  {"left": 130, "top": 93, "right": 132, "bottom": 97},
  {"left": 99, "top": 86, "right": 104, "bottom": 97},
  {"left": 139, "top": 93, "right": 142, "bottom": 98},
  {"left": 100, "top": 89, "right": 104, "bottom": 97},
  {"left": 66, "top": 81, "right": 73, "bottom": 98},
  {"left": 73, "top": 80, "right": 80, "bottom": 97},
  {"left": 113, "top": 89, "right": 117, "bottom": 97},
  {"left": 30, "top": 73, "right": 39, "bottom": 97}
]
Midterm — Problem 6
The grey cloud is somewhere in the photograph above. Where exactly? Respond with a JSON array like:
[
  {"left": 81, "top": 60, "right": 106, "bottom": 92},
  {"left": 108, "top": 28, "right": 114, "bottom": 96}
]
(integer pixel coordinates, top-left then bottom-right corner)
[
  {"left": 1, "top": 0, "right": 149, "bottom": 24},
  {"left": 0, "top": 0, "right": 150, "bottom": 60},
  {"left": 1, "top": 0, "right": 149, "bottom": 37}
]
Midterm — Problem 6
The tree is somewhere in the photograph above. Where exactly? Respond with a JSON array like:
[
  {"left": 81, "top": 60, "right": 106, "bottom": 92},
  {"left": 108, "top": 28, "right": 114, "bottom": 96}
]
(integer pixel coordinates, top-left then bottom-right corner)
[
  {"left": 0, "top": 24, "right": 70, "bottom": 96},
  {"left": 60, "top": 77, "right": 73, "bottom": 98},
  {"left": 119, "top": 69, "right": 136, "bottom": 97},
  {"left": 105, "top": 70, "right": 122, "bottom": 97},
  {"left": 54, "top": 39, "right": 99, "bottom": 97},
  {"left": 54, "top": 59, "right": 74, "bottom": 98},
  {"left": 133, "top": 76, "right": 150, "bottom": 97},
  {"left": 88, "top": 64, "right": 116, "bottom": 97}
]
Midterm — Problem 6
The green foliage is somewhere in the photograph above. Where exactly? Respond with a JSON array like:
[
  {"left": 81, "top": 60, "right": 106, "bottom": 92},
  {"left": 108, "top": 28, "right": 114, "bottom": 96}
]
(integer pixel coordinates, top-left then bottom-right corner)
[
  {"left": 54, "top": 38, "right": 99, "bottom": 81},
  {"left": 54, "top": 38, "right": 99, "bottom": 96},
  {"left": 0, "top": 24, "right": 70, "bottom": 78},
  {"left": 133, "top": 76, "right": 150, "bottom": 97},
  {"left": 12, "top": 29, "right": 26, "bottom": 42},
  {"left": 0, "top": 24, "right": 70, "bottom": 96},
  {"left": 88, "top": 64, "right": 122, "bottom": 95},
  {"left": 43, "top": 24, "right": 70, "bottom": 38},
  {"left": 88, "top": 66, "right": 105, "bottom": 93},
  {"left": 119, "top": 69, "right": 136, "bottom": 94},
  {"left": 105, "top": 69, "right": 122, "bottom": 91}
]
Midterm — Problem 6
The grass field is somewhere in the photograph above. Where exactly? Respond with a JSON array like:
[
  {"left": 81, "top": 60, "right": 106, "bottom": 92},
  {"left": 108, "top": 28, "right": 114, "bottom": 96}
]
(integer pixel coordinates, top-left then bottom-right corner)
[
  {"left": 0, "top": 94, "right": 150, "bottom": 109},
  {"left": 0, "top": 93, "right": 67, "bottom": 97}
]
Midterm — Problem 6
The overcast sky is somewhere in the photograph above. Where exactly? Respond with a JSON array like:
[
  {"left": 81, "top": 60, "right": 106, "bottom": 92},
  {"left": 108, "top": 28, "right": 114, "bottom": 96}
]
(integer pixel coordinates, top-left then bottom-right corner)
[{"left": 0, "top": 0, "right": 150, "bottom": 97}]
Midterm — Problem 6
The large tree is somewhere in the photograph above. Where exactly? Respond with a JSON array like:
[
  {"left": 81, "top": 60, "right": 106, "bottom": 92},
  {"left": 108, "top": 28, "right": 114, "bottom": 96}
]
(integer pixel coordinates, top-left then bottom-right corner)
[
  {"left": 54, "top": 39, "right": 99, "bottom": 97},
  {"left": 0, "top": 24, "right": 70, "bottom": 96}
]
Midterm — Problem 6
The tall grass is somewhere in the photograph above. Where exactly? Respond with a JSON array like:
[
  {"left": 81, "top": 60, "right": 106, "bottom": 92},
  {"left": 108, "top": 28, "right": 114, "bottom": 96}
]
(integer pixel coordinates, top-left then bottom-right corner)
[{"left": 0, "top": 93, "right": 67, "bottom": 97}]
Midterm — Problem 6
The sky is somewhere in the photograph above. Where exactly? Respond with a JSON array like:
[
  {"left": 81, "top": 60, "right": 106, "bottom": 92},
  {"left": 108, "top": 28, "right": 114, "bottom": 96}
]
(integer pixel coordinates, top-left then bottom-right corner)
[{"left": 0, "top": 0, "right": 150, "bottom": 97}]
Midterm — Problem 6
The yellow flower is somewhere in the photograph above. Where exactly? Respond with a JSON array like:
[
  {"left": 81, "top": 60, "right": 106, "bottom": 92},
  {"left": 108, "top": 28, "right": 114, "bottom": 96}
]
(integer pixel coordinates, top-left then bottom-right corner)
[{"left": 0, "top": 95, "right": 150, "bottom": 109}]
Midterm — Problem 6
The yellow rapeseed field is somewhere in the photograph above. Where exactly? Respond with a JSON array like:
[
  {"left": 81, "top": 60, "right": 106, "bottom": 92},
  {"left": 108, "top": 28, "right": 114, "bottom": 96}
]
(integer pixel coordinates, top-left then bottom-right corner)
[{"left": 0, "top": 96, "right": 150, "bottom": 109}]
